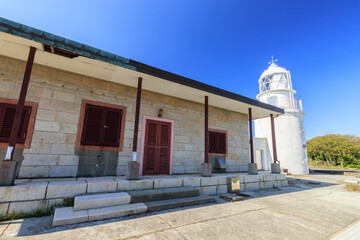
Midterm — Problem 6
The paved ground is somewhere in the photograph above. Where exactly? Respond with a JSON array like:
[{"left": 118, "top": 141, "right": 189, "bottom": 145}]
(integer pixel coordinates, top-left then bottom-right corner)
[
  {"left": 1, "top": 173, "right": 359, "bottom": 240},
  {"left": 330, "top": 219, "right": 360, "bottom": 240}
]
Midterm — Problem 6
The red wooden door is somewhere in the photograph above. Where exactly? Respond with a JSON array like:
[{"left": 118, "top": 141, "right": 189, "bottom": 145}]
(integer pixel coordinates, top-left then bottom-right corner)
[{"left": 143, "top": 120, "right": 171, "bottom": 175}]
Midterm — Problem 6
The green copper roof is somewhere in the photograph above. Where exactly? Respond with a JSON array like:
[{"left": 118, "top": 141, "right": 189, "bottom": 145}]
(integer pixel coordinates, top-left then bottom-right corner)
[{"left": 0, "top": 17, "right": 136, "bottom": 70}]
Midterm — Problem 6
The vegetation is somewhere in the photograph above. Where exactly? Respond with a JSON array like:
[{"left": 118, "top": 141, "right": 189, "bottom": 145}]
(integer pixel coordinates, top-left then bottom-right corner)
[
  {"left": 345, "top": 183, "right": 360, "bottom": 191},
  {"left": 307, "top": 134, "right": 360, "bottom": 169},
  {"left": 0, "top": 197, "right": 74, "bottom": 221},
  {"left": 0, "top": 207, "right": 54, "bottom": 221}
]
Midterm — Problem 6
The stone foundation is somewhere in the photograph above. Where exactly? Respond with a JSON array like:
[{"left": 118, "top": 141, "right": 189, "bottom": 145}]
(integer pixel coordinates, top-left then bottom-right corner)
[{"left": 0, "top": 172, "right": 287, "bottom": 215}]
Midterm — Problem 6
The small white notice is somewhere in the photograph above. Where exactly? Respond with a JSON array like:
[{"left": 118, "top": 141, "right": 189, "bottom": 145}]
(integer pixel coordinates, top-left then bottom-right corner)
[{"left": 5, "top": 146, "right": 14, "bottom": 160}]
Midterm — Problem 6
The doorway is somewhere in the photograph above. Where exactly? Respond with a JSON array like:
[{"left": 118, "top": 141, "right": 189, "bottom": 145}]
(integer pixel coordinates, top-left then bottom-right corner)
[
  {"left": 142, "top": 118, "right": 172, "bottom": 175},
  {"left": 256, "top": 149, "right": 264, "bottom": 170}
]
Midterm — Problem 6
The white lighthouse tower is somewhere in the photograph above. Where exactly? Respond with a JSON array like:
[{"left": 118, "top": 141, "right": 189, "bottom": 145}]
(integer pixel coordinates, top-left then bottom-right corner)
[{"left": 254, "top": 58, "right": 309, "bottom": 175}]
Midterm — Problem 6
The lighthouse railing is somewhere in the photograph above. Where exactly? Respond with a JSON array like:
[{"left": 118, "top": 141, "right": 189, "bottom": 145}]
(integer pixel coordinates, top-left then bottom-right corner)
[{"left": 264, "top": 96, "right": 303, "bottom": 110}]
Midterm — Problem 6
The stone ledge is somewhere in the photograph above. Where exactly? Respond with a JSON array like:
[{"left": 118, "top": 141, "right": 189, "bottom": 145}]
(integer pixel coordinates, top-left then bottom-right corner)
[
  {"left": 74, "top": 192, "right": 130, "bottom": 211},
  {"left": 182, "top": 176, "right": 201, "bottom": 187},
  {"left": 8, "top": 199, "right": 48, "bottom": 213},
  {"left": 0, "top": 203, "right": 9, "bottom": 215},
  {"left": 275, "top": 174, "right": 287, "bottom": 181},
  {"left": 52, "top": 207, "right": 88, "bottom": 227},
  {"left": 243, "top": 182, "right": 260, "bottom": 191},
  {"left": 1, "top": 198, "right": 67, "bottom": 215},
  {"left": 116, "top": 178, "right": 153, "bottom": 191},
  {"left": 198, "top": 186, "right": 217, "bottom": 195},
  {"left": 0, "top": 182, "right": 47, "bottom": 202},
  {"left": 259, "top": 181, "right": 276, "bottom": 189},
  {"left": 200, "top": 177, "right": 218, "bottom": 186},
  {"left": 153, "top": 178, "right": 182, "bottom": 188},
  {"left": 263, "top": 174, "right": 277, "bottom": 181},
  {"left": 46, "top": 180, "right": 86, "bottom": 199},
  {"left": 86, "top": 179, "right": 118, "bottom": 194},
  {"left": 280, "top": 179, "right": 288, "bottom": 187},
  {"left": 243, "top": 175, "right": 264, "bottom": 183},
  {"left": 218, "top": 176, "right": 229, "bottom": 185},
  {"left": 87, "top": 203, "right": 147, "bottom": 221},
  {"left": 216, "top": 185, "right": 228, "bottom": 194},
  {"left": 0, "top": 173, "right": 287, "bottom": 215}
]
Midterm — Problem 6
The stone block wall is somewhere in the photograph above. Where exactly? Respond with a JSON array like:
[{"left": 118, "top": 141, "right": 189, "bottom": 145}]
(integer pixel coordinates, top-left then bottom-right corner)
[
  {"left": 0, "top": 55, "right": 250, "bottom": 178},
  {"left": 0, "top": 173, "right": 288, "bottom": 215}
]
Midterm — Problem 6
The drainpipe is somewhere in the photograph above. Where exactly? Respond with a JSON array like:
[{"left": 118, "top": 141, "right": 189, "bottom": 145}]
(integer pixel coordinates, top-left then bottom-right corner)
[
  {"left": 204, "top": 96, "right": 209, "bottom": 163},
  {"left": 1, "top": 46, "right": 36, "bottom": 186},
  {"left": 270, "top": 114, "right": 278, "bottom": 164},
  {"left": 132, "top": 77, "right": 142, "bottom": 161},
  {"left": 248, "top": 108, "right": 254, "bottom": 164}
]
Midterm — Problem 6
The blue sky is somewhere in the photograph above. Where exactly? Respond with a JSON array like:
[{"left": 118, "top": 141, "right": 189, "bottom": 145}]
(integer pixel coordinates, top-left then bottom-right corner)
[{"left": 1, "top": 0, "right": 360, "bottom": 139}]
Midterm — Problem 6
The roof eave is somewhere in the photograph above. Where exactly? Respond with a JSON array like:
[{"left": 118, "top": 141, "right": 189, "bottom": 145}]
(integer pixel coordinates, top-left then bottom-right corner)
[{"left": 0, "top": 17, "right": 284, "bottom": 118}]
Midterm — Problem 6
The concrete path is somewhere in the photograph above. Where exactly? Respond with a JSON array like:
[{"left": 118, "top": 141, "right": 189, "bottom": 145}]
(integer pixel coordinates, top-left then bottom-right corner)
[
  {"left": 1, "top": 173, "right": 360, "bottom": 240},
  {"left": 330, "top": 219, "right": 360, "bottom": 240}
]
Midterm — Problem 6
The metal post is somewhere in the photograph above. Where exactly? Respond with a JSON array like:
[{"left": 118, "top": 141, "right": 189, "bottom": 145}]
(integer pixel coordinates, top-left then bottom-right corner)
[
  {"left": 248, "top": 108, "right": 254, "bottom": 164},
  {"left": 132, "top": 77, "right": 142, "bottom": 161},
  {"left": 204, "top": 96, "right": 209, "bottom": 163},
  {"left": 270, "top": 114, "right": 278, "bottom": 163},
  {"left": 5, "top": 46, "right": 36, "bottom": 161}
]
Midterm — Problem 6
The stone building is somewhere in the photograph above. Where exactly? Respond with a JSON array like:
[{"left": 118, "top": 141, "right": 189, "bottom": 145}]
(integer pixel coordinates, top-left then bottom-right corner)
[{"left": 0, "top": 17, "right": 284, "bottom": 180}]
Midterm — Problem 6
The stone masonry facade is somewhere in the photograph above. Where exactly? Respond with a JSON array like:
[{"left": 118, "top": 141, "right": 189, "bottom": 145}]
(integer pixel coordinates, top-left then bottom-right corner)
[{"left": 0, "top": 55, "right": 250, "bottom": 178}]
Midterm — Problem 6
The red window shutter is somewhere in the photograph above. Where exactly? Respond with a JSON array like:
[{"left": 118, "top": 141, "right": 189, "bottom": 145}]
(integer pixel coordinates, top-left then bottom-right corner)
[
  {"left": 103, "top": 109, "right": 122, "bottom": 147},
  {"left": 208, "top": 131, "right": 226, "bottom": 154},
  {"left": 209, "top": 132, "right": 217, "bottom": 153},
  {"left": 81, "top": 105, "right": 104, "bottom": 146},
  {"left": 81, "top": 104, "right": 124, "bottom": 147},
  {"left": 218, "top": 133, "right": 226, "bottom": 154},
  {"left": 0, "top": 103, "right": 31, "bottom": 144},
  {"left": 0, "top": 105, "right": 16, "bottom": 141}
]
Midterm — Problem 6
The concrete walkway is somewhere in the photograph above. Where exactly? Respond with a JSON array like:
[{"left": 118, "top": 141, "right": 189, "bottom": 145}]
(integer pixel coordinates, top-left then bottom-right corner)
[
  {"left": 1, "top": 173, "right": 360, "bottom": 240},
  {"left": 330, "top": 219, "right": 360, "bottom": 240}
]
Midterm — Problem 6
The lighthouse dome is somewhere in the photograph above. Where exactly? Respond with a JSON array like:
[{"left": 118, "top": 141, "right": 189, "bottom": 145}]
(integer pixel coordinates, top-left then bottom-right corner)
[
  {"left": 258, "top": 61, "right": 294, "bottom": 96},
  {"left": 260, "top": 62, "right": 288, "bottom": 79},
  {"left": 257, "top": 59, "right": 302, "bottom": 110}
]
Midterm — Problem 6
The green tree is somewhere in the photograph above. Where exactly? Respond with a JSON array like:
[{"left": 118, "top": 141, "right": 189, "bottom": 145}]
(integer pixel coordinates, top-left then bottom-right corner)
[{"left": 307, "top": 134, "right": 360, "bottom": 169}]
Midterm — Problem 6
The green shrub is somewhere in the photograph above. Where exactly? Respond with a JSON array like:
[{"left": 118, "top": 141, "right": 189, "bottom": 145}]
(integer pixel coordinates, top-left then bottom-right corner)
[{"left": 307, "top": 134, "right": 360, "bottom": 169}]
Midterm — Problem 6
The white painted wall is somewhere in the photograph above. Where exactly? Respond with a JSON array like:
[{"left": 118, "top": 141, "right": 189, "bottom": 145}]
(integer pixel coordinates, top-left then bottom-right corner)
[
  {"left": 254, "top": 137, "right": 272, "bottom": 171},
  {"left": 254, "top": 62, "right": 309, "bottom": 175},
  {"left": 258, "top": 90, "right": 294, "bottom": 109},
  {"left": 254, "top": 109, "right": 309, "bottom": 174}
]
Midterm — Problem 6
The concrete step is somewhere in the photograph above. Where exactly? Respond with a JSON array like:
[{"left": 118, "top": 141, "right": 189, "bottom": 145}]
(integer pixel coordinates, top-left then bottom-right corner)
[
  {"left": 144, "top": 195, "right": 215, "bottom": 212},
  {"left": 53, "top": 203, "right": 147, "bottom": 227},
  {"left": 52, "top": 207, "right": 87, "bottom": 227},
  {"left": 74, "top": 192, "right": 130, "bottom": 211},
  {"left": 88, "top": 203, "right": 147, "bottom": 221},
  {"left": 128, "top": 187, "right": 199, "bottom": 203}
]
